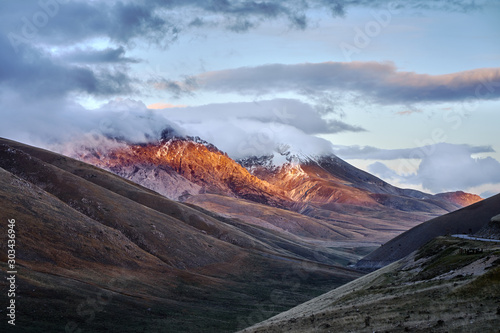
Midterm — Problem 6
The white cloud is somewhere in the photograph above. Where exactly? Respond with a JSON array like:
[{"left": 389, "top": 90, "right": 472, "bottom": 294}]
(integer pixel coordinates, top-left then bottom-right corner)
[
  {"left": 159, "top": 99, "right": 357, "bottom": 158},
  {"left": 361, "top": 143, "right": 500, "bottom": 194},
  {"left": 1, "top": 96, "right": 358, "bottom": 160}
]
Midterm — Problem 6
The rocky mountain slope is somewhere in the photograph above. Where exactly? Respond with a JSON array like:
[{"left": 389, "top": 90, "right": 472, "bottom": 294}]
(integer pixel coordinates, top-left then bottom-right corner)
[
  {"left": 77, "top": 137, "right": 288, "bottom": 207},
  {"left": 0, "top": 137, "right": 364, "bottom": 332},
  {"left": 239, "top": 235, "right": 500, "bottom": 333}
]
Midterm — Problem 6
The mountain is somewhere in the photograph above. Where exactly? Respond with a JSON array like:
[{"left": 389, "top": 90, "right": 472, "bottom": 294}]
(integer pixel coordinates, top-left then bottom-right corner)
[
  {"left": 238, "top": 192, "right": 500, "bottom": 332},
  {"left": 0, "top": 137, "right": 364, "bottom": 332},
  {"left": 356, "top": 193, "right": 500, "bottom": 270},
  {"left": 434, "top": 191, "right": 484, "bottom": 207},
  {"left": 239, "top": 235, "right": 500, "bottom": 333},
  {"left": 74, "top": 136, "right": 289, "bottom": 207},
  {"left": 71, "top": 136, "right": 481, "bottom": 244},
  {"left": 240, "top": 153, "right": 481, "bottom": 211}
]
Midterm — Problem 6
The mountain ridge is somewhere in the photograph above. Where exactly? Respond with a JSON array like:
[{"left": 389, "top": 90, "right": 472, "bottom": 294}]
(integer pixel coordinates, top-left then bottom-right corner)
[
  {"left": 59, "top": 135, "right": 482, "bottom": 244},
  {"left": 72, "top": 135, "right": 480, "bottom": 208}
]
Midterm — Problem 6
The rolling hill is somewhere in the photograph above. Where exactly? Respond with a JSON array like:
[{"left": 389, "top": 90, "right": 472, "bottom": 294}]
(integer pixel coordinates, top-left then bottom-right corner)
[{"left": 356, "top": 193, "right": 500, "bottom": 270}]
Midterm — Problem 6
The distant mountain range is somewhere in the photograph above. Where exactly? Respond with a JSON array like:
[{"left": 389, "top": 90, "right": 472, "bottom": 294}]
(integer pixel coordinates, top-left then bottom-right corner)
[{"left": 72, "top": 135, "right": 481, "bottom": 243}]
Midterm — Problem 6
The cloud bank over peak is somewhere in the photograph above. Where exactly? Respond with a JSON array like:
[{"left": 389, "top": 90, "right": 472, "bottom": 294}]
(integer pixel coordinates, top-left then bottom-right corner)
[
  {"left": 0, "top": 97, "right": 357, "bottom": 160},
  {"left": 158, "top": 98, "right": 363, "bottom": 158}
]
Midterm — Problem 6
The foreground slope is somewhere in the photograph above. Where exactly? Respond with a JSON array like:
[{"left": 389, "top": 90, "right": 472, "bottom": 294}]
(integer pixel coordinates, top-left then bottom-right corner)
[
  {"left": 240, "top": 236, "right": 500, "bottom": 333},
  {"left": 476, "top": 214, "right": 500, "bottom": 239},
  {"left": 0, "top": 137, "right": 363, "bottom": 332},
  {"left": 357, "top": 193, "right": 500, "bottom": 270}
]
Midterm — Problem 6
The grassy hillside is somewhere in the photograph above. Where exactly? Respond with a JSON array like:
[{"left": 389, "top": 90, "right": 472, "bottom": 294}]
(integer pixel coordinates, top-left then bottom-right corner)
[{"left": 240, "top": 236, "right": 500, "bottom": 333}]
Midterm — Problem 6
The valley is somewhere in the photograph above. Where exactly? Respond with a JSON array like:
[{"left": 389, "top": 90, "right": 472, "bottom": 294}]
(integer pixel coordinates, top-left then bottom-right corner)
[
  {"left": 0, "top": 136, "right": 493, "bottom": 332},
  {"left": 0, "top": 138, "right": 364, "bottom": 332}
]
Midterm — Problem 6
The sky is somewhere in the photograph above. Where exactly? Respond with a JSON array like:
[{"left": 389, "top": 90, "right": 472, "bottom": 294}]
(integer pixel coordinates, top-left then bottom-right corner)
[{"left": 0, "top": 0, "right": 499, "bottom": 197}]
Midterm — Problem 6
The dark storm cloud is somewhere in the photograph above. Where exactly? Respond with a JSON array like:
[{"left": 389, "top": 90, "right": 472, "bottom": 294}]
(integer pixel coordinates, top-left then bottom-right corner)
[
  {"left": 0, "top": 36, "right": 134, "bottom": 98},
  {"left": 1, "top": 1, "right": 483, "bottom": 51},
  {"left": 167, "top": 62, "right": 500, "bottom": 104}
]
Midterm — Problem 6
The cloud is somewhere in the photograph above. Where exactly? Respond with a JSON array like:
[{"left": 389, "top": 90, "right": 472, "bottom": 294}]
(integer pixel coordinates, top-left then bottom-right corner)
[
  {"left": 58, "top": 46, "right": 141, "bottom": 64},
  {"left": 416, "top": 145, "right": 500, "bottom": 192},
  {"left": 332, "top": 143, "right": 494, "bottom": 160},
  {"left": 150, "top": 76, "right": 198, "bottom": 99},
  {"left": 0, "top": 1, "right": 484, "bottom": 51},
  {"left": 162, "top": 98, "right": 363, "bottom": 134},
  {"left": 158, "top": 98, "right": 363, "bottom": 158},
  {"left": 147, "top": 102, "right": 187, "bottom": 109},
  {"left": 1, "top": 1, "right": 176, "bottom": 48},
  {"left": 396, "top": 109, "right": 422, "bottom": 116},
  {"left": 362, "top": 144, "right": 500, "bottom": 193},
  {"left": 0, "top": 95, "right": 182, "bottom": 146},
  {"left": 0, "top": 1, "right": 492, "bottom": 104},
  {"left": 0, "top": 35, "right": 134, "bottom": 99},
  {"left": 367, "top": 161, "right": 420, "bottom": 185},
  {"left": 0, "top": 96, "right": 355, "bottom": 159},
  {"left": 159, "top": 61, "right": 500, "bottom": 104},
  {"left": 0, "top": 0, "right": 308, "bottom": 51}
]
